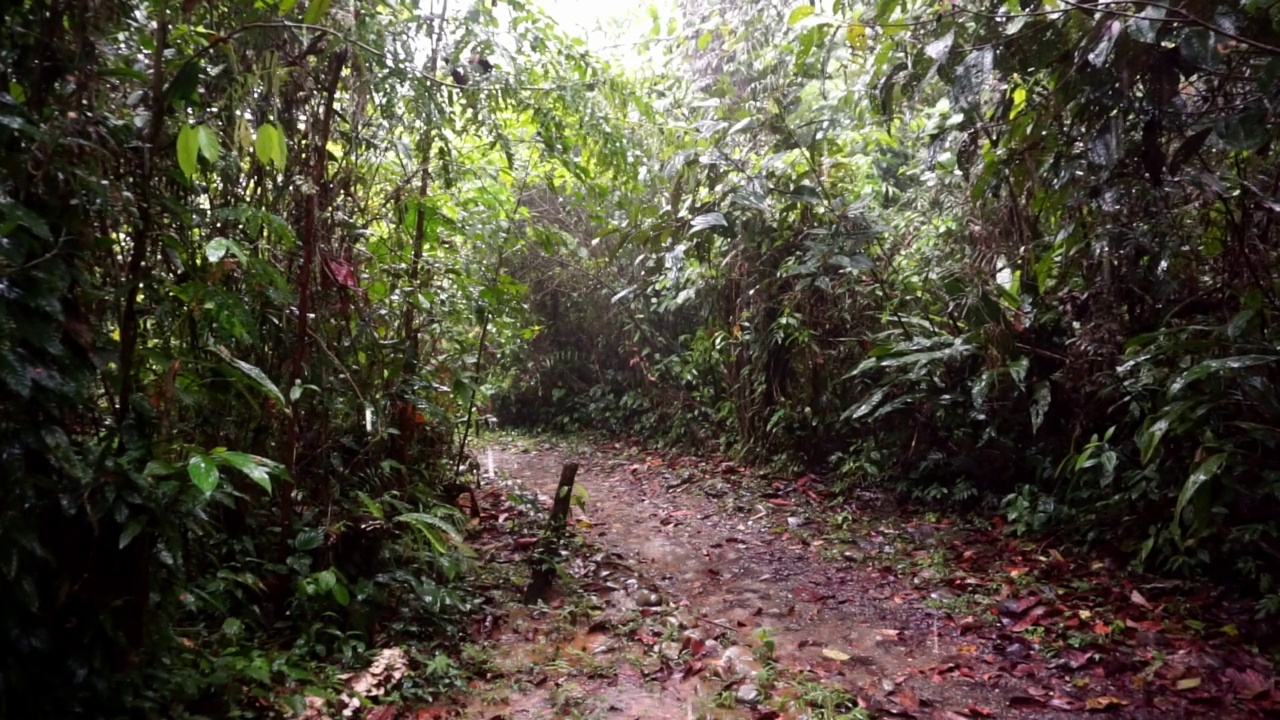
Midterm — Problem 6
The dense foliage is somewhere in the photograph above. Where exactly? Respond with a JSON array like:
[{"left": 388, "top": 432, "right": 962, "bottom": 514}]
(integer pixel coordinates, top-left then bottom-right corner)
[
  {"left": 6, "top": 0, "right": 1280, "bottom": 714},
  {"left": 0, "top": 0, "right": 634, "bottom": 715},
  {"left": 501, "top": 0, "right": 1280, "bottom": 613}
]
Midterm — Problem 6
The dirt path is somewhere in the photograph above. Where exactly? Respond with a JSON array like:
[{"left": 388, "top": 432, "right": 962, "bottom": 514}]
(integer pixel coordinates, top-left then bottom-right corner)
[{"left": 459, "top": 438, "right": 1272, "bottom": 720}]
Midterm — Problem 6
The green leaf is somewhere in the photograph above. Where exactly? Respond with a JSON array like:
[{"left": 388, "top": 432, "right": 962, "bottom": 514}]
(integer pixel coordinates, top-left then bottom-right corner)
[
  {"left": 188, "top": 454, "right": 220, "bottom": 493},
  {"left": 1174, "top": 452, "right": 1227, "bottom": 527},
  {"left": 119, "top": 516, "right": 146, "bottom": 549},
  {"left": 279, "top": 0, "right": 299, "bottom": 13},
  {"left": 195, "top": 124, "right": 220, "bottom": 164},
  {"left": 294, "top": 528, "right": 325, "bottom": 551},
  {"left": 255, "top": 123, "right": 286, "bottom": 168},
  {"left": 842, "top": 386, "right": 890, "bottom": 422},
  {"left": 696, "top": 31, "right": 713, "bottom": 50},
  {"left": 845, "top": 24, "right": 867, "bottom": 50},
  {"left": 1169, "top": 355, "right": 1278, "bottom": 396},
  {"left": 205, "top": 237, "right": 247, "bottom": 263},
  {"left": 1009, "top": 86, "right": 1027, "bottom": 120},
  {"left": 331, "top": 580, "right": 350, "bottom": 606},
  {"left": 303, "top": 0, "right": 332, "bottom": 24},
  {"left": 177, "top": 124, "right": 199, "bottom": 179},
  {"left": 215, "top": 346, "right": 286, "bottom": 406},
  {"left": 214, "top": 450, "right": 277, "bottom": 493},
  {"left": 788, "top": 5, "right": 815, "bottom": 25},
  {"left": 689, "top": 212, "right": 727, "bottom": 232},
  {"left": 1138, "top": 415, "right": 1173, "bottom": 465}
]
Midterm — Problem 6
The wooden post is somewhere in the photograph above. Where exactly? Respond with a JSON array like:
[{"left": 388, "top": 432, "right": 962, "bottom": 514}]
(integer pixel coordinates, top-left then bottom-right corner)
[{"left": 523, "top": 462, "right": 579, "bottom": 604}]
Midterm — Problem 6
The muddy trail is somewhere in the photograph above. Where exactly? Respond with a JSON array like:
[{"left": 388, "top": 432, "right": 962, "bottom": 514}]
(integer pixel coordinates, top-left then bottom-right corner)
[{"left": 456, "top": 437, "right": 1277, "bottom": 720}]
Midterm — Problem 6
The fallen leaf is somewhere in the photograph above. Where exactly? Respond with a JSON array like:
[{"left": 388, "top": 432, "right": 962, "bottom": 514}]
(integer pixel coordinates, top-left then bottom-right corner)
[
  {"left": 1011, "top": 605, "right": 1049, "bottom": 632},
  {"left": 1129, "top": 589, "right": 1152, "bottom": 609},
  {"left": 362, "top": 707, "right": 397, "bottom": 720},
  {"left": 822, "top": 648, "right": 851, "bottom": 661},
  {"left": 962, "top": 704, "right": 994, "bottom": 716},
  {"left": 1007, "top": 695, "right": 1046, "bottom": 708},
  {"left": 1224, "top": 667, "right": 1273, "bottom": 699},
  {"left": 1175, "top": 677, "right": 1201, "bottom": 691},
  {"left": 998, "top": 594, "right": 1041, "bottom": 616},
  {"left": 1092, "top": 621, "right": 1112, "bottom": 635},
  {"left": 1084, "top": 695, "right": 1129, "bottom": 711},
  {"left": 1047, "top": 697, "right": 1085, "bottom": 711},
  {"left": 890, "top": 686, "right": 920, "bottom": 711}
]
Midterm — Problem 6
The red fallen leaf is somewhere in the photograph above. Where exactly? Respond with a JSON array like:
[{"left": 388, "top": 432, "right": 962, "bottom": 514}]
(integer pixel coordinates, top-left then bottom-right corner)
[
  {"left": 890, "top": 687, "right": 921, "bottom": 711},
  {"left": 1092, "top": 621, "right": 1112, "bottom": 635},
  {"left": 766, "top": 498, "right": 794, "bottom": 507},
  {"left": 679, "top": 660, "right": 705, "bottom": 680},
  {"left": 1129, "top": 589, "right": 1153, "bottom": 609},
  {"left": 1008, "top": 696, "right": 1046, "bottom": 708},
  {"left": 1004, "top": 566, "right": 1030, "bottom": 577},
  {"left": 1124, "top": 618, "right": 1162, "bottom": 632},
  {"left": 998, "top": 594, "right": 1041, "bottom": 616},
  {"left": 513, "top": 537, "right": 538, "bottom": 548},
  {"left": 1025, "top": 685, "right": 1053, "bottom": 697},
  {"left": 929, "top": 663, "right": 958, "bottom": 681},
  {"left": 961, "top": 704, "right": 994, "bottom": 717},
  {"left": 363, "top": 707, "right": 398, "bottom": 720},
  {"left": 1057, "top": 649, "right": 1094, "bottom": 670},
  {"left": 1011, "top": 605, "right": 1049, "bottom": 632},
  {"left": 1225, "top": 667, "right": 1273, "bottom": 700},
  {"left": 1011, "top": 663, "right": 1038, "bottom": 678},
  {"left": 1047, "top": 697, "right": 1085, "bottom": 711}
]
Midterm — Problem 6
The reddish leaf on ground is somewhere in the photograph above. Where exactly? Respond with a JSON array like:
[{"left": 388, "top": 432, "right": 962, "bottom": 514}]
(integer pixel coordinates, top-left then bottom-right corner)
[
  {"left": 998, "top": 594, "right": 1040, "bottom": 616},
  {"left": 1047, "top": 696, "right": 1085, "bottom": 711},
  {"left": 1225, "top": 666, "right": 1273, "bottom": 699}
]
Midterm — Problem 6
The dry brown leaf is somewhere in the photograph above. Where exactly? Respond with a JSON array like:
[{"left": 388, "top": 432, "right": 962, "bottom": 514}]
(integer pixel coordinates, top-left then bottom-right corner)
[{"left": 1085, "top": 695, "right": 1129, "bottom": 711}]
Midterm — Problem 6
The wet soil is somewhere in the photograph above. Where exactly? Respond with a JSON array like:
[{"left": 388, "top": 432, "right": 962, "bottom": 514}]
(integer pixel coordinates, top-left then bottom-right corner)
[{"left": 457, "top": 437, "right": 1273, "bottom": 720}]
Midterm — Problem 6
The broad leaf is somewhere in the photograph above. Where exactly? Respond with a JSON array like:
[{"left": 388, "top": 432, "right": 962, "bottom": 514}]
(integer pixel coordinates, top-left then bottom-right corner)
[
  {"left": 1174, "top": 452, "right": 1227, "bottom": 527},
  {"left": 689, "top": 212, "right": 727, "bottom": 232},
  {"left": 787, "top": 5, "right": 815, "bottom": 26},
  {"left": 303, "top": 0, "right": 331, "bottom": 24},
  {"left": 188, "top": 454, "right": 220, "bottom": 493},
  {"left": 215, "top": 346, "right": 286, "bottom": 406},
  {"left": 195, "top": 124, "right": 220, "bottom": 164},
  {"left": 177, "top": 124, "right": 199, "bottom": 178}
]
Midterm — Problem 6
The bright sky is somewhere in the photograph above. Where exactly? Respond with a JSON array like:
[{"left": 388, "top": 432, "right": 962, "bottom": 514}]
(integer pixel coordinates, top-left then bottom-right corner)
[{"left": 537, "top": 0, "right": 674, "bottom": 56}]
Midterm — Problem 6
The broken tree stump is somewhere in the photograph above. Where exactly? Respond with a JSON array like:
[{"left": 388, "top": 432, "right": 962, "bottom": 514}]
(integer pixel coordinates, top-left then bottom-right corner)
[{"left": 523, "top": 461, "right": 579, "bottom": 604}]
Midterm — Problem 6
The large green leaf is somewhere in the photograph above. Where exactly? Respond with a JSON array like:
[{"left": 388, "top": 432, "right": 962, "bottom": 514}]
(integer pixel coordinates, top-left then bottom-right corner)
[
  {"left": 303, "top": 0, "right": 331, "bottom": 24},
  {"left": 1168, "top": 355, "right": 1278, "bottom": 396},
  {"left": 195, "top": 124, "right": 220, "bottom": 164},
  {"left": 215, "top": 346, "right": 286, "bottom": 406},
  {"left": 255, "top": 123, "right": 286, "bottom": 168},
  {"left": 177, "top": 124, "right": 199, "bottom": 179},
  {"left": 1174, "top": 452, "right": 1227, "bottom": 528},
  {"left": 214, "top": 450, "right": 279, "bottom": 493},
  {"left": 188, "top": 454, "right": 220, "bottom": 493}
]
